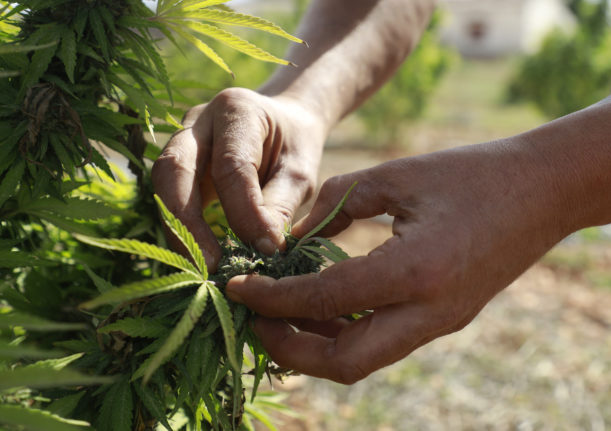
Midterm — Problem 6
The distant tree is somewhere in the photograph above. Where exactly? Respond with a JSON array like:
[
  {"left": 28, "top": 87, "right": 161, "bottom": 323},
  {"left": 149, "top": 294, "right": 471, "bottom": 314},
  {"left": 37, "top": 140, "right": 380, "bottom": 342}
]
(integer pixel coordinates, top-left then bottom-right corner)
[
  {"left": 355, "top": 12, "right": 454, "bottom": 149},
  {"left": 507, "top": 0, "right": 611, "bottom": 118}
]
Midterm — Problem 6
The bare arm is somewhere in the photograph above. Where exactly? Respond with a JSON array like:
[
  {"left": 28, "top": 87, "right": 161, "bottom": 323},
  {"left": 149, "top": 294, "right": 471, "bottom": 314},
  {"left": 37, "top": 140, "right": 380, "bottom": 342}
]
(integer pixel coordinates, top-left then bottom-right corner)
[
  {"left": 260, "top": 0, "right": 436, "bottom": 130},
  {"left": 152, "top": 0, "right": 436, "bottom": 268},
  {"left": 226, "top": 96, "right": 611, "bottom": 383}
]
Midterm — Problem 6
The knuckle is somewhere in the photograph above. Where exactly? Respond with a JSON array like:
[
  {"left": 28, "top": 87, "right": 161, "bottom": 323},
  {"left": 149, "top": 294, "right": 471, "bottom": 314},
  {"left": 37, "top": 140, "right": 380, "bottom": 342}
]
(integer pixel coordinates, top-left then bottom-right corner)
[
  {"left": 211, "top": 153, "right": 251, "bottom": 189},
  {"left": 152, "top": 145, "right": 193, "bottom": 176},
  {"left": 211, "top": 87, "right": 255, "bottom": 110},
  {"left": 332, "top": 357, "right": 368, "bottom": 385},
  {"left": 289, "top": 168, "right": 317, "bottom": 200},
  {"left": 319, "top": 175, "right": 343, "bottom": 198},
  {"left": 182, "top": 103, "right": 206, "bottom": 125},
  {"left": 305, "top": 282, "right": 340, "bottom": 321}
]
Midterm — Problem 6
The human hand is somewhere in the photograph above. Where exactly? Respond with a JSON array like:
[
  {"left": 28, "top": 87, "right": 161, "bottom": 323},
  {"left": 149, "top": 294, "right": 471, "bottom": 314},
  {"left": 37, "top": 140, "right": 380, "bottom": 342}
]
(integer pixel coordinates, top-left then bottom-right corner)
[
  {"left": 226, "top": 140, "right": 575, "bottom": 383},
  {"left": 152, "top": 88, "right": 326, "bottom": 270}
]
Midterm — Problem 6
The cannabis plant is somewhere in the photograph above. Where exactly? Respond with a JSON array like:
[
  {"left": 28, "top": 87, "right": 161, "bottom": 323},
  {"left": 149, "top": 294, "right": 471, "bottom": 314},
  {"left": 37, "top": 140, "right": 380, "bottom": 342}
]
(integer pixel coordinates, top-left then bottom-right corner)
[{"left": 0, "top": 1, "right": 350, "bottom": 429}]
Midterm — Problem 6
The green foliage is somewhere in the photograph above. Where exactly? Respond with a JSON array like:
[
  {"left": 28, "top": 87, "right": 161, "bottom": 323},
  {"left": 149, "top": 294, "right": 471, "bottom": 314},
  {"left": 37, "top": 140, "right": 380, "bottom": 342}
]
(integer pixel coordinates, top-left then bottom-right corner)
[
  {"left": 0, "top": 0, "right": 358, "bottom": 429},
  {"left": 355, "top": 12, "right": 454, "bottom": 147},
  {"left": 507, "top": 0, "right": 611, "bottom": 118},
  {"left": 0, "top": 1, "right": 315, "bottom": 429}
]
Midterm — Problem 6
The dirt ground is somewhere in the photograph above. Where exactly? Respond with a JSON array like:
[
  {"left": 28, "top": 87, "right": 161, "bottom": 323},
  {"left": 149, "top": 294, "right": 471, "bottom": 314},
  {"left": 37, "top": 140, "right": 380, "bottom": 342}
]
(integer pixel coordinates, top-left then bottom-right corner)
[{"left": 255, "top": 147, "right": 611, "bottom": 431}]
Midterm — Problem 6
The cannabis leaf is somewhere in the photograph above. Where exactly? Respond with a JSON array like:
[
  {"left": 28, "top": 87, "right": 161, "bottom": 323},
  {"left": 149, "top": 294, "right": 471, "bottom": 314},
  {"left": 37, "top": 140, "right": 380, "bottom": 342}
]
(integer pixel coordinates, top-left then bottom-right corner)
[
  {"left": 296, "top": 182, "right": 357, "bottom": 247},
  {"left": 154, "top": 0, "right": 304, "bottom": 76},
  {"left": 79, "top": 194, "right": 241, "bottom": 387}
]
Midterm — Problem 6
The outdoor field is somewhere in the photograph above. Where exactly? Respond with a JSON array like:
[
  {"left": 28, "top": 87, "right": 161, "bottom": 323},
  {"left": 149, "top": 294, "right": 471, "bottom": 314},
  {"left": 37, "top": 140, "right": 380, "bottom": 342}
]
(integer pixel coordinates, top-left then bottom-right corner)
[{"left": 259, "top": 58, "right": 611, "bottom": 431}]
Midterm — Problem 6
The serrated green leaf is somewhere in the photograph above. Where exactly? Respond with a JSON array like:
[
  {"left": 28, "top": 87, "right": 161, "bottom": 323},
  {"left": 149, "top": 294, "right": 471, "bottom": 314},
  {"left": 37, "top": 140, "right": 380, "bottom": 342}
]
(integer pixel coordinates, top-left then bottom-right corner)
[
  {"left": 175, "top": 9, "right": 303, "bottom": 44},
  {"left": 58, "top": 27, "right": 76, "bottom": 83},
  {"left": 74, "top": 235, "right": 199, "bottom": 275},
  {"left": 88, "top": 9, "right": 110, "bottom": 61},
  {"left": 0, "top": 249, "right": 54, "bottom": 268},
  {"left": 142, "top": 282, "right": 209, "bottom": 383},
  {"left": 0, "top": 312, "right": 85, "bottom": 331},
  {"left": 24, "top": 353, "right": 84, "bottom": 371},
  {"left": 89, "top": 145, "right": 115, "bottom": 180},
  {"left": 0, "top": 367, "right": 111, "bottom": 391},
  {"left": 296, "top": 182, "right": 358, "bottom": 247},
  {"left": 0, "top": 158, "right": 24, "bottom": 207},
  {"left": 82, "top": 266, "right": 115, "bottom": 293},
  {"left": 20, "top": 39, "right": 58, "bottom": 92},
  {"left": 134, "top": 384, "right": 173, "bottom": 431},
  {"left": 46, "top": 391, "right": 86, "bottom": 418},
  {"left": 123, "top": 30, "right": 172, "bottom": 103},
  {"left": 168, "top": 23, "right": 233, "bottom": 76},
  {"left": 21, "top": 196, "right": 123, "bottom": 220},
  {"left": 73, "top": 8, "right": 88, "bottom": 40},
  {"left": 175, "top": 20, "right": 291, "bottom": 65},
  {"left": 43, "top": 392, "right": 85, "bottom": 422},
  {"left": 250, "top": 337, "right": 267, "bottom": 403},
  {"left": 0, "top": 405, "right": 91, "bottom": 431},
  {"left": 0, "top": 40, "right": 57, "bottom": 54},
  {"left": 97, "top": 379, "right": 132, "bottom": 431},
  {"left": 49, "top": 133, "right": 76, "bottom": 177},
  {"left": 298, "top": 249, "right": 324, "bottom": 264},
  {"left": 153, "top": 194, "right": 208, "bottom": 276},
  {"left": 80, "top": 272, "right": 202, "bottom": 309},
  {"left": 0, "top": 340, "right": 61, "bottom": 360},
  {"left": 186, "top": 329, "right": 208, "bottom": 382},
  {"left": 202, "top": 392, "right": 233, "bottom": 431},
  {"left": 301, "top": 244, "right": 346, "bottom": 264},
  {"left": 30, "top": 211, "right": 99, "bottom": 236},
  {"left": 161, "top": 0, "right": 229, "bottom": 15},
  {"left": 243, "top": 403, "right": 277, "bottom": 431},
  {"left": 311, "top": 237, "right": 350, "bottom": 261},
  {"left": 207, "top": 283, "right": 238, "bottom": 372},
  {"left": 0, "top": 70, "right": 20, "bottom": 78},
  {"left": 98, "top": 317, "right": 168, "bottom": 338}
]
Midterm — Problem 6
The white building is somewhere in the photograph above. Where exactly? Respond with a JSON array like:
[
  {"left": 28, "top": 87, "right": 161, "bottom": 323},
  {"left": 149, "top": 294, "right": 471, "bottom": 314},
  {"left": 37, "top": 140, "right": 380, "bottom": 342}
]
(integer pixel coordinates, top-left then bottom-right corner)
[{"left": 438, "top": 0, "right": 576, "bottom": 57}]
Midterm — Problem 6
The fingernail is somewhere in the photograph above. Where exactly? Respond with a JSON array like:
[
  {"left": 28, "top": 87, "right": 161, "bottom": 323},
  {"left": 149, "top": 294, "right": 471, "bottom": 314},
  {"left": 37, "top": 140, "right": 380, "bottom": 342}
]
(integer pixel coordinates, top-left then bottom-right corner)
[
  {"left": 226, "top": 285, "right": 243, "bottom": 303},
  {"left": 255, "top": 237, "right": 277, "bottom": 255},
  {"left": 226, "top": 275, "right": 247, "bottom": 303}
]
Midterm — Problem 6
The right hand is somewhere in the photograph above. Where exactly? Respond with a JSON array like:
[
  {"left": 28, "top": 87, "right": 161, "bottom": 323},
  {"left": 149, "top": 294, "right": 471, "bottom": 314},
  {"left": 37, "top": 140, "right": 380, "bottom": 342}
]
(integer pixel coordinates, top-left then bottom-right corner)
[{"left": 152, "top": 88, "right": 326, "bottom": 270}]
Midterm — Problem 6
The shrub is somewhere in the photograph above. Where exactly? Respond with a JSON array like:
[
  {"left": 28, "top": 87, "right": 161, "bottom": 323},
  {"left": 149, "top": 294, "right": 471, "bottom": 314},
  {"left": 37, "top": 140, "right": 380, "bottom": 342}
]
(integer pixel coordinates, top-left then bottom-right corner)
[{"left": 0, "top": 1, "right": 347, "bottom": 430}]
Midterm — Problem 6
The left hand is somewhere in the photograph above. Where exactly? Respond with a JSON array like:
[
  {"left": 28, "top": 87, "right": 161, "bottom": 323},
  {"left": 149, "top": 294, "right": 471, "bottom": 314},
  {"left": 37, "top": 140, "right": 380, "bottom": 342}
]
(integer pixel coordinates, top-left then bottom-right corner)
[{"left": 226, "top": 139, "right": 575, "bottom": 383}]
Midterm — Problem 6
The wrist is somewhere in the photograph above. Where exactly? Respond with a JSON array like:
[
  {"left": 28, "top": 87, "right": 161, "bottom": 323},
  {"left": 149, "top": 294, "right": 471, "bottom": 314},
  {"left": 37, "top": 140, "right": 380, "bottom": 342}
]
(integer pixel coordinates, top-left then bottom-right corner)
[
  {"left": 514, "top": 98, "right": 611, "bottom": 235},
  {"left": 265, "top": 92, "right": 330, "bottom": 144}
]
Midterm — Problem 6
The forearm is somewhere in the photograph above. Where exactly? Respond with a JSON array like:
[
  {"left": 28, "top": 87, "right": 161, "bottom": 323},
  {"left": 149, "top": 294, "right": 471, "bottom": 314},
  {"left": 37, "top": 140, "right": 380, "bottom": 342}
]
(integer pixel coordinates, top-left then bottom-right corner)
[
  {"left": 259, "top": 0, "right": 436, "bottom": 133},
  {"left": 515, "top": 95, "right": 611, "bottom": 235}
]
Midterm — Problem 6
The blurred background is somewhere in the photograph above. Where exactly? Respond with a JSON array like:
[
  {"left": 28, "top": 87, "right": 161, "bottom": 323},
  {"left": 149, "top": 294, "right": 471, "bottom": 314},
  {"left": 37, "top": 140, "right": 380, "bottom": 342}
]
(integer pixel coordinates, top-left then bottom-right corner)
[{"left": 156, "top": 0, "right": 611, "bottom": 429}]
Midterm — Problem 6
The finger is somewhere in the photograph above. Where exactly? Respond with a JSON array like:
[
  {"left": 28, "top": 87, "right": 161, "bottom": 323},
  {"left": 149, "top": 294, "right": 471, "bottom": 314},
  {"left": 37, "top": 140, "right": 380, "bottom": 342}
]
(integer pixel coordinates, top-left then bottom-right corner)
[
  {"left": 254, "top": 303, "right": 436, "bottom": 384},
  {"left": 287, "top": 317, "right": 350, "bottom": 338},
  {"left": 209, "top": 103, "right": 286, "bottom": 255},
  {"left": 291, "top": 171, "right": 387, "bottom": 239},
  {"left": 260, "top": 164, "right": 316, "bottom": 234},
  {"left": 152, "top": 127, "right": 221, "bottom": 270},
  {"left": 226, "top": 240, "right": 412, "bottom": 320}
]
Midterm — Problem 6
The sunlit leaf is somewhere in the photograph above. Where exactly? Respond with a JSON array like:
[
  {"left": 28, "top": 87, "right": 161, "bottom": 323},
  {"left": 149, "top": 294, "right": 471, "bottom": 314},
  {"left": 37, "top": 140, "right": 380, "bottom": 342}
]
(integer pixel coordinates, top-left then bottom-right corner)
[
  {"left": 80, "top": 272, "right": 203, "bottom": 309},
  {"left": 174, "top": 21, "right": 292, "bottom": 65},
  {"left": 142, "top": 282, "right": 209, "bottom": 383},
  {"left": 154, "top": 194, "right": 207, "bottom": 276},
  {"left": 0, "top": 367, "right": 111, "bottom": 391},
  {"left": 207, "top": 283, "right": 238, "bottom": 372},
  {"left": 167, "top": 23, "right": 233, "bottom": 76},
  {"left": 98, "top": 317, "right": 168, "bottom": 338},
  {"left": 173, "top": 8, "right": 304, "bottom": 45},
  {"left": 74, "top": 235, "right": 200, "bottom": 275},
  {"left": 0, "top": 405, "right": 91, "bottom": 431},
  {"left": 296, "top": 182, "right": 358, "bottom": 247}
]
